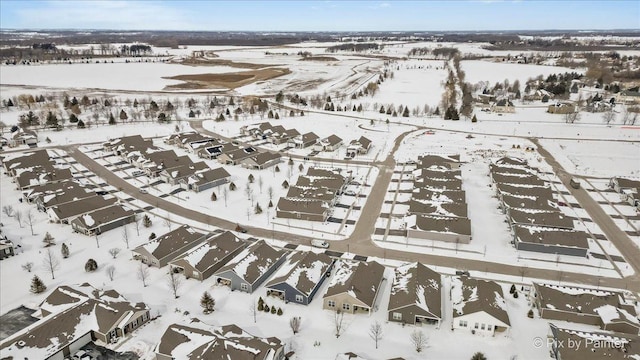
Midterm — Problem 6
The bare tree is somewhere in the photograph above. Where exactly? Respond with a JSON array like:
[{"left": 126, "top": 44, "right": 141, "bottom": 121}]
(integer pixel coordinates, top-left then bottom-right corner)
[
  {"left": 410, "top": 330, "right": 428, "bottom": 353},
  {"left": 137, "top": 263, "right": 150, "bottom": 287},
  {"left": 564, "top": 111, "right": 581, "bottom": 124},
  {"left": 249, "top": 299, "right": 258, "bottom": 323},
  {"left": 258, "top": 176, "right": 264, "bottom": 194},
  {"left": 290, "top": 316, "right": 302, "bottom": 334},
  {"left": 167, "top": 270, "right": 183, "bottom": 298},
  {"left": 223, "top": 187, "right": 229, "bottom": 207},
  {"left": 245, "top": 182, "right": 253, "bottom": 200},
  {"left": 603, "top": 108, "right": 616, "bottom": 125},
  {"left": 164, "top": 214, "right": 172, "bottom": 229},
  {"left": 369, "top": 321, "right": 383, "bottom": 349},
  {"left": 122, "top": 227, "right": 130, "bottom": 249},
  {"left": 21, "top": 262, "right": 34, "bottom": 272},
  {"left": 334, "top": 310, "right": 345, "bottom": 338},
  {"left": 25, "top": 209, "right": 35, "bottom": 235},
  {"left": 109, "top": 248, "right": 121, "bottom": 259},
  {"left": 2, "top": 205, "right": 14, "bottom": 218},
  {"left": 133, "top": 215, "right": 141, "bottom": 236},
  {"left": 106, "top": 265, "right": 116, "bottom": 281},
  {"left": 15, "top": 210, "right": 23, "bottom": 228},
  {"left": 267, "top": 186, "right": 274, "bottom": 201},
  {"left": 42, "top": 248, "right": 60, "bottom": 279}
]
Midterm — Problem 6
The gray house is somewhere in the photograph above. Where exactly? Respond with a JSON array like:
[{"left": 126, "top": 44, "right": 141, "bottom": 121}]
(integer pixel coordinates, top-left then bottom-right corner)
[
  {"left": 47, "top": 195, "right": 118, "bottom": 224},
  {"left": 388, "top": 262, "right": 442, "bottom": 326},
  {"left": 132, "top": 225, "right": 207, "bottom": 268},
  {"left": 265, "top": 251, "right": 335, "bottom": 305},
  {"left": 513, "top": 225, "right": 589, "bottom": 257},
  {"left": 183, "top": 167, "right": 231, "bottom": 193},
  {"left": 213, "top": 239, "right": 287, "bottom": 293},
  {"left": 169, "top": 231, "right": 246, "bottom": 281},
  {"left": 70, "top": 205, "right": 135, "bottom": 236}
]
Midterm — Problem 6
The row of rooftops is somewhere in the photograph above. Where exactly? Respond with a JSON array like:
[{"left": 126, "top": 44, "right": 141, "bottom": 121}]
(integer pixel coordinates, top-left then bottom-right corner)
[
  {"left": 408, "top": 155, "right": 471, "bottom": 237},
  {"left": 490, "top": 157, "right": 589, "bottom": 251},
  {"left": 1, "top": 149, "right": 74, "bottom": 190}
]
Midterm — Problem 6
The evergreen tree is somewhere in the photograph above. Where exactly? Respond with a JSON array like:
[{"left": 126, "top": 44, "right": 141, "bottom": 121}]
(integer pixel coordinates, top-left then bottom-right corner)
[
  {"left": 403, "top": 107, "right": 410, "bottom": 117},
  {"left": 510, "top": 284, "right": 516, "bottom": 294},
  {"left": 157, "top": 113, "right": 167, "bottom": 123},
  {"left": 277, "top": 307, "right": 283, "bottom": 316},
  {"left": 119, "top": 109, "right": 128, "bottom": 121},
  {"left": 434, "top": 107, "right": 440, "bottom": 116},
  {"left": 77, "top": 120, "right": 85, "bottom": 128},
  {"left": 189, "top": 110, "right": 195, "bottom": 118},
  {"left": 275, "top": 91, "right": 284, "bottom": 103},
  {"left": 149, "top": 100, "right": 159, "bottom": 111},
  {"left": 255, "top": 204, "right": 263, "bottom": 214},
  {"left": 264, "top": 305, "right": 270, "bottom": 313},
  {"left": 69, "top": 114, "right": 79, "bottom": 123},
  {"left": 133, "top": 99, "right": 139, "bottom": 107},
  {"left": 472, "top": 114, "right": 478, "bottom": 123},
  {"left": 84, "top": 258, "right": 98, "bottom": 272},
  {"left": 108, "top": 113, "right": 116, "bottom": 125},
  {"left": 45, "top": 111, "right": 58, "bottom": 127},
  {"left": 143, "top": 214, "right": 152, "bottom": 227},
  {"left": 211, "top": 191, "right": 217, "bottom": 201},
  {"left": 274, "top": 112, "right": 280, "bottom": 119},
  {"left": 30, "top": 275, "right": 47, "bottom": 294},
  {"left": 271, "top": 306, "right": 277, "bottom": 314},
  {"left": 268, "top": 110, "right": 274, "bottom": 119},
  {"left": 200, "top": 291, "right": 216, "bottom": 313},
  {"left": 43, "top": 232, "right": 55, "bottom": 247},
  {"left": 149, "top": 232, "right": 156, "bottom": 240},
  {"left": 229, "top": 182, "right": 237, "bottom": 191},
  {"left": 6, "top": 98, "right": 14, "bottom": 107},
  {"left": 282, "top": 180, "right": 289, "bottom": 189},
  {"left": 268, "top": 200, "right": 273, "bottom": 208},
  {"left": 275, "top": 165, "right": 280, "bottom": 172},
  {"left": 61, "top": 243, "right": 70, "bottom": 258},
  {"left": 471, "top": 352, "right": 487, "bottom": 360},
  {"left": 248, "top": 174, "right": 255, "bottom": 183}
]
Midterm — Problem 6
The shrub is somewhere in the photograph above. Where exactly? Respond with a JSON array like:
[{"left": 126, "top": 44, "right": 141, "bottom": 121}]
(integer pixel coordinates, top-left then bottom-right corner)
[{"left": 84, "top": 258, "right": 98, "bottom": 272}]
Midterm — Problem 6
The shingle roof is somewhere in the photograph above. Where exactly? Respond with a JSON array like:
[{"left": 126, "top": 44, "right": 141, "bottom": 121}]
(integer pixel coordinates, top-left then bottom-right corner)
[
  {"left": 388, "top": 262, "right": 441, "bottom": 318},
  {"left": 324, "top": 260, "right": 385, "bottom": 308}
]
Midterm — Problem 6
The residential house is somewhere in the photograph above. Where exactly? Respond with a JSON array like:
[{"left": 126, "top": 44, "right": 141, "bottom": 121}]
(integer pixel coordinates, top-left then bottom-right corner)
[
  {"left": 241, "top": 122, "right": 273, "bottom": 138},
  {"left": 346, "top": 136, "right": 372, "bottom": 157},
  {"left": 408, "top": 200, "right": 468, "bottom": 218},
  {"left": 547, "top": 101, "right": 576, "bottom": 114},
  {"left": 388, "top": 262, "right": 442, "bottom": 326},
  {"left": 314, "top": 134, "right": 343, "bottom": 152},
  {"left": 132, "top": 225, "right": 208, "bottom": 268},
  {"left": 2, "top": 149, "right": 55, "bottom": 176},
  {"left": 15, "top": 167, "right": 72, "bottom": 190},
  {"left": 407, "top": 215, "right": 472, "bottom": 244},
  {"left": 8, "top": 128, "right": 38, "bottom": 147},
  {"left": 265, "top": 251, "right": 335, "bottom": 305},
  {"left": 271, "top": 128, "right": 300, "bottom": 145},
  {"left": 0, "top": 283, "right": 149, "bottom": 360},
  {"left": 617, "top": 88, "right": 640, "bottom": 105},
  {"left": 323, "top": 260, "right": 385, "bottom": 314},
  {"left": 217, "top": 147, "right": 258, "bottom": 165},
  {"left": 418, "top": 154, "right": 460, "bottom": 170},
  {"left": 286, "top": 186, "right": 338, "bottom": 205},
  {"left": 548, "top": 324, "right": 640, "bottom": 360},
  {"left": 276, "top": 198, "right": 330, "bottom": 222},
  {"left": 532, "top": 283, "right": 640, "bottom": 335},
  {"left": 513, "top": 226, "right": 590, "bottom": 257},
  {"left": 0, "top": 239, "right": 15, "bottom": 260},
  {"left": 159, "top": 161, "right": 209, "bottom": 186},
  {"left": 183, "top": 167, "right": 231, "bottom": 193},
  {"left": 70, "top": 205, "right": 135, "bottom": 236},
  {"left": 609, "top": 177, "right": 640, "bottom": 208},
  {"left": 155, "top": 321, "right": 284, "bottom": 360},
  {"left": 412, "top": 188, "right": 466, "bottom": 204},
  {"left": 491, "top": 98, "right": 516, "bottom": 113},
  {"left": 240, "top": 151, "right": 282, "bottom": 170},
  {"left": 47, "top": 195, "right": 118, "bottom": 224},
  {"left": 508, "top": 208, "right": 574, "bottom": 230},
  {"left": 290, "top": 132, "right": 319, "bottom": 149},
  {"left": 103, "top": 135, "right": 155, "bottom": 157},
  {"left": 169, "top": 231, "right": 246, "bottom": 281},
  {"left": 35, "top": 182, "right": 95, "bottom": 211},
  {"left": 214, "top": 239, "right": 287, "bottom": 293},
  {"left": 451, "top": 277, "right": 510, "bottom": 336}
]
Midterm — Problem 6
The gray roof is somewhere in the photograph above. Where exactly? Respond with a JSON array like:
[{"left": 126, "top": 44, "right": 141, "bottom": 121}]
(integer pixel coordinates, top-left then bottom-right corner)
[
  {"left": 16, "top": 167, "right": 72, "bottom": 189},
  {"left": 2, "top": 149, "right": 54, "bottom": 173},
  {"left": 414, "top": 168, "right": 461, "bottom": 181},
  {"left": 189, "top": 167, "right": 231, "bottom": 186},
  {"left": 412, "top": 188, "right": 466, "bottom": 204},
  {"left": 172, "top": 231, "right": 245, "bottom": 273},
  {"left": 514, "top": 226, "right": 590, "bottom": 249},
  {"left": 215, "top": 239, "right": 286, "bottom": 285},
  {"left": 163, "top": 162, "right": 209, "bottom": 180},
  {"left": 296, "top": 176, "right": 344, "bottom": 192},
  {"left": 509, "top": 209, "right": 574, "bottom": 229},
  {"left": 277, "top": 197, "right": 329, "bottom": 215},
  {"left": 324, "top": 260, "right": 385, "bottom": 308},
  {"left": 413, "top": 215, "right": 471, "bottom": 236},
  {"left": 549, "top": 325, "right": 640, "bottom": 360},
  {"left": 266, "top": 251, "right": 334, "bottom": 296},
  {"left": 388, "top": 262, "right": 441, "bottom": 318},
  {"left": 451, "top": 277, "right": 510, "bottom": 326},
  {"left": 49, "top": 195, "right": 118, "bottom": 221},
  {"left": 414, "top": 177, "right": 462, "bottom": 191},
  {"left": 244, "top": 151, "right": 281, "bottom": 166},
  {"left": 409, "top": 200, "right": 468, "bottom": 218},
  {"left": 287, "top": 186, "right": 336, "bottom": 202},
  {"left": 501, "top": 193, "right": 555, "bottom": 211},
  {"left": 418, "top": 155, "right": 460, "bottom": 170},
  {"left": 491, "top": 172, "right": 545, "bottom": 187},
  {"left": 357, "top": 136, "right": 371, "bottom": 149},
  {"left": 495, "top": 182, "right": 553, "bottom": 200},
  {"left": 39, "top": 182, "right": 95, "bottom": 208}
]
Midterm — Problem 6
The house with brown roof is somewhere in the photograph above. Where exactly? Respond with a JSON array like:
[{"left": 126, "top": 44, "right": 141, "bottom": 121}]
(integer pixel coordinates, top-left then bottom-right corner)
[
  {"left": 323, "top": 260, "right": 385, "bottom": 314},
  {"left": 286, "top": 186, "right": 337, "bottom": 205},
  {"left": 408, "top": 199, "right": 468, "bottom": 218},
  {"left": 0, "top": 283, "right": 149, "bottom": 360},
  {"left": 290, "top": 132, "right": 319, "bottom": 149},
  {"left": 217, "top": 147, "right": 258, "bottom": 165},
  {"left": 132, "top": 225, "right": 208, "bottom": 268},
  {"left": 314, "top": 134, "right": 344, "bottom": 152},
  {"left": 548, "top": 324, "right": 640, "bottom": 360},
  {"left": 265, "top": 251, "right": 335, "bottom": 305},
  {"left": 196, "top": 142, "right": 236, "bottom": 160},
  {"left": 346, "top": 136, "right": 372, "bottom": 157},
  {"left": 609, "top": 177, "right": 640, "bottom": 208},
  {"left": 508, "top": 208, "right": 574, "bottom": 230},
  {"left": 159, "top": 161, "right": 209, "bottom": 186},
  {"left": 213, "top": 239, "right": 287, "bottom": 293},
  {"left": 271, "top": 128, "right": 300, "bottom": 145},
  {"left": 388, "top": 262, "right": 442, "bottom": 326},
  {"left": 35, "top": 181, "right": 95, "bottom": 211},
  {"left": 183, "top": 167, "right": 231, "bottom": 192},
  {"left": 407, "top": 215, "right": 472, "bottom": 244},
  {"left": 2, "top": 149, "right": 55, "bottom": 176},
  {"left": 240, "top": 151, "right": 282, "bottom": 170},
  {"left": 155, "top": 320, "right": 284, "bottom": 360},
  {"left": 513, "top": 225, "right": 590, "bottom": 257},
  {"left": 418, "top": 154, "right": 460, "bottom": 170},
  {"left": 7, "top": 128, "right": 38, "bottom": 147},
  {"left": 15, "top": 167, "right": 73, "bottom": 190},
  {"left": 70, "top": 205, "right": 135, "bottom": 236},
  {"left": 276, "top": 197, "right": 330, "bottom": 222},
  {"left": 47, "top": 195, "right": 118, "bottom": 224},
  {"left": 547, "top": 101, "right": 576, "bottom": 114},
  {"left": 103, "top": 135, "right": 156, "bottom": 157},
  {"left": 240, "top": 122, "right": 273, "bottom": 138},
  {"left": 451, "top": 277, "right": 510, "bottom": 336},
  {"left": 532, "top": 283, "right": 640, "bottom": 335},
  {"left": 491, "top": 98, "right": 515, "bottom": 113},
  {"left": 169, "top": 231, "right": 246, "bottom": 281},
  {"left": 412, "top": 188, "right": 466, "bottom": 204}
]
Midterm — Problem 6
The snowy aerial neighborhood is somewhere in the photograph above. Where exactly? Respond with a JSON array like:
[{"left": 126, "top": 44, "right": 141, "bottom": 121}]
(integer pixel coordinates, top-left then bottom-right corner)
[{"left": 0, "top": 22, "right": 640, "bottom": 360}]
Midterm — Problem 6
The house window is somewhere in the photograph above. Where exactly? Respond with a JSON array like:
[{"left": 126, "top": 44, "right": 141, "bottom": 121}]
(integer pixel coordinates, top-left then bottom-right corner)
[
  {"left": 392, "top": 312, "right": 402, "bottom": 321},
  {"left": 295, "top": 295, "right": 304, "bottom": 303},
  {"left": 481, "top": 323, "right": 486, "bottom": 330},
  {"left": 328, "top": 300, "right": 335, "bottom": 308},
  {"left": 240, "top": 283, "right": 249, "bottom": 291},
  {"left": 342, "top": 303, "right": 350, "bottom": 311},
  {"left": 459, "top": 320, "right": 467, "bottom": 327},
  {"left": 474, "top": 323, "right": 479, "bottom": 329},
  {"left": 296, "top": 213, "right": 301, "bottom": 219},
  {"left": 192, "top": 271, "right": 199, "bottom": 278}
]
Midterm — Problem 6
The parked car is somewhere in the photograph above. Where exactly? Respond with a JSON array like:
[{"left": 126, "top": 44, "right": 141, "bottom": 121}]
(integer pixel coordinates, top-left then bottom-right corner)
[
  {"left": 557, "top": 201, "right": 567, "bottom": 207},
  {"left": 235, "top": 224, "right": 248, "bottom": 233},
  {"left": 132, "top": 170, "right": 145, "bottom": 177},
  {"left": 343, "top": 190, "right": 356, "bottom": 196},
  {"left": 455, "top": 270, "right": 470, "bottom": 276},
  {"left": 569, "top": 178, "right": 581, "bottom": 189},
  {"left": 95, "top": 190, "right": 109, "bottom": 196},
  {"left": 311, "top": 239, "right": 329, "bottom": 249},
  {"left": 139, "top": 189, "right": 148, "bottom": 194}
]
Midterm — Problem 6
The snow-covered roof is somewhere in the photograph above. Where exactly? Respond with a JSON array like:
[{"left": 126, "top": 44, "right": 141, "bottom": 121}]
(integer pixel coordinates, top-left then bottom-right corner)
[
  {"left": 172, "top": 231, "right": 244, "bottom": 273},
  {"left": 266, "top": 251, "right": 334, "bottom": 296},
  {"left": 215, "top": 239, "right": 286, "bottom": 285},
  {"left": 451, "top": 277, "right": 510, "bottom": 326},
  {"left": 324, "top": 260, "right": 385, "bottom": 308},
  {"left": 388, "top": 262, "right": 441, "bottom": 318}
]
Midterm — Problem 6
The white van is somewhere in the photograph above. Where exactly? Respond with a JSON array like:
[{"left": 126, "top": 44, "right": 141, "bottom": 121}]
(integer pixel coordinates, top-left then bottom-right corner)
[{"left": 311, "top": 239, "right": 329, "bottom": 249}]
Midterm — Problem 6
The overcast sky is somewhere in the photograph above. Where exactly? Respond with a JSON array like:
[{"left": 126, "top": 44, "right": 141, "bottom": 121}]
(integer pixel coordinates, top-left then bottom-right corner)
[{"left": 1, "top": 0, "right": 638, "bottom": 32}]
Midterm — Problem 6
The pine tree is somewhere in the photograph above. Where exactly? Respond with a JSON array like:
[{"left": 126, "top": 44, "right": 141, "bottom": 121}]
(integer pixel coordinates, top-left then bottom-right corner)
[
  {"left": 149, "top": 232, "right": 156, "bottom": 240},
  {"left": 510, "top": 284, "right": 516, "bottom": 294},
  {"left": 143, "top": 214, "right": 152, "bottom": 227},
  {"left": 271, "top": 306, "right": 277, "bottom": 314},
  {"left": 274, "top": 112, "right": 280, "bottom": 119},
  {"left": 85, "top": 259, "right": 98, "bottom": 272},
  {"left": 6, "top": 98, "right": 14, "bottom": 107},
  {"left": 471, "top": 352, "right": 487, "bottom": 360},
  {"left": 277, "top": 307, "right": 283, "bottom": 316},
  {"left": 255, "top": 204, "right": 263, "bottom": 214},
  {"left": 211, "top": 191, "right": 217, "bottom": 201},
  {"left": 43, "top": 232, "right": 55, "bottom": 247},
  {"left": 189, "top": 110, "right": 195, "bottom": 118},
  {"left": 200, "top": 291, "right": 216, "bottom": 313},
  {"left": 403, "top": 106, "right": 410, "bottom": 117},
  {"left": 69, "top": 114, "right": 79, "bottom": 123},
  {"left": 119, "top": 109, "right": 128, "bottom": 120},
  {"left": 229, "top": 182, "right": 237, "bottom": 191},
  {"left": 109, "top": 113, "right": 116, "bottom": 125},
  {"left": 264, "top": 305, "right": 270, "bottom": 313},
  {"left": 472, "top": 114, "right": 478, "bottom": 123},
  {"left": 268, "top": 200, "right": 273, "bottom": 208},
  {"left": 77, "top": 120, "right": 85, "bottom": 129},
  {"left": 434, "top": 107, "right": 440, "bottom": 116},
  {"left": 61, "top": 243, "right": 70, "bottom": 258},
  {"left": 268, "top": 110, "right": 274, "bottom": 119},
  {"left": 282, "top": 180, "right": 289, "bottom": 189},
  {"left": 275, "top": 165, "right": 280, "bottom": 172},
  {"left": 30, "top": 275, "right": 47, "bottom": 294},
  {"left": 248, "top": 174, "right": 255, "bottom": 183}
]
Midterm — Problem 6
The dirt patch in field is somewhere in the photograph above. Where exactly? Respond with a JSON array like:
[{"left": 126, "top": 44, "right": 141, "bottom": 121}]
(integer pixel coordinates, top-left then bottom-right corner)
[
  {"left": 177, "top": 57, "right": 272, "bottom": 69},
  {"left": 300, "top": 56, "right": 338, "bottom": 62},
  {"left": 163, "top": 67, "right": 290, "bottom": 90}
]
